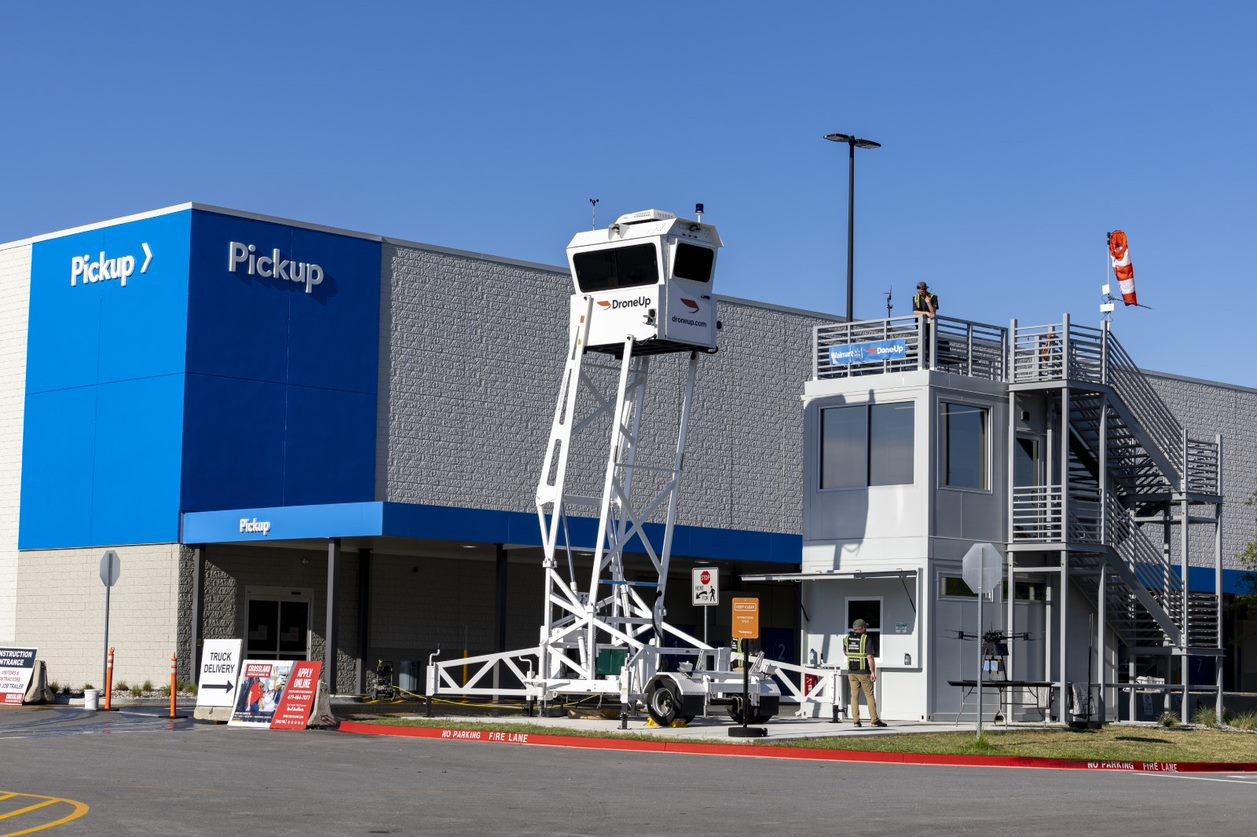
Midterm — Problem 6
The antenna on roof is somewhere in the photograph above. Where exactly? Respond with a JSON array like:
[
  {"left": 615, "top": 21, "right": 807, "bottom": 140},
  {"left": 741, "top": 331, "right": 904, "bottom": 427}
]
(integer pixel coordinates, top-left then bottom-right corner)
[
  {"left": 885, "top": 287, "right": 893, "bottom": 318},
  {"left": 589, "top": 198, "right": 599, "bottom": 230}
]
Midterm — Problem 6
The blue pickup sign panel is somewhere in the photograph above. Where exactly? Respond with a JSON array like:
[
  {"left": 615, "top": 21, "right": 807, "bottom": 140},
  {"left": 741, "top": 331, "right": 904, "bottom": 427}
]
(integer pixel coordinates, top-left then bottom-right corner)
[{"left": 21, "top": 209, "right": 382, "bottom": 549}]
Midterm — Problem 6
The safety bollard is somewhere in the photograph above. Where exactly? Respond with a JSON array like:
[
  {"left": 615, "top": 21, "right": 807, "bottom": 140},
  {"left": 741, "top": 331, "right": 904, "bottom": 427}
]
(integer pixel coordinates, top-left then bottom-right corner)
[
  {"left": 169, "top": 654, "right": 177, "bottom": 719},
  {"left": 105, "top": 647, "right": 115, "bottom": 711}
]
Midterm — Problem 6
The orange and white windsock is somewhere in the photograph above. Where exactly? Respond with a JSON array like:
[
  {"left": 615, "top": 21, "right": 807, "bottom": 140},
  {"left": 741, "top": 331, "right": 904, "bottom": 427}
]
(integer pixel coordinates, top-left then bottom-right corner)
[{"left": 1108, "top": 229, "right": 1138, "bottom": 306}]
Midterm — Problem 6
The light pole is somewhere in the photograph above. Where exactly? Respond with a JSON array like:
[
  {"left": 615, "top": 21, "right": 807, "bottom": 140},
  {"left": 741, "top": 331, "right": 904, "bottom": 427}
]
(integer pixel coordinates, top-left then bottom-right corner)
[{"left": 824, "top": 133, "right": 881, "bottom": 322}]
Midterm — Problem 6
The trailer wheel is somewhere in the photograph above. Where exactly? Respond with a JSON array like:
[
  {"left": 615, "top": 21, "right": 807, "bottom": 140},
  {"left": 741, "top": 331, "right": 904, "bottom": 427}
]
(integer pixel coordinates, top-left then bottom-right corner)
[
  {"left": 646, "top": 678, "right": 681, "bottom": 726},
  {"left": 727, "top": 696, "right": 773, "bottom": 726}
]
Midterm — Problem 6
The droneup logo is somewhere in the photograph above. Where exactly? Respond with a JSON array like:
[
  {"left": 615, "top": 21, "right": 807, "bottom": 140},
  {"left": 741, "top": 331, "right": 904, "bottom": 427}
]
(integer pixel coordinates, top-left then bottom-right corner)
[{"left": 596, "top": 295, "right": 652, "bottom": 311}]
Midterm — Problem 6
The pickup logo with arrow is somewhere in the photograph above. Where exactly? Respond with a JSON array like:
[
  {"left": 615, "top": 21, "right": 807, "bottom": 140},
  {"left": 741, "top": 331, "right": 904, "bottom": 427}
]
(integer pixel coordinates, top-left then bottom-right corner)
[{"left": 70, "top": 242, "right": 154, "bottom": 288}]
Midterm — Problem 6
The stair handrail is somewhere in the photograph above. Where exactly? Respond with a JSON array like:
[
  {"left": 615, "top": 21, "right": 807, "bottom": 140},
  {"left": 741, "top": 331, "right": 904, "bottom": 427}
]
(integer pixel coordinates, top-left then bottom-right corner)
[
  {"left": 1113, "top": 509, "right": 1185, "bottom": 620},
  {"left": 1103, "top": 330, "right": 1184, "bottom": 482}
]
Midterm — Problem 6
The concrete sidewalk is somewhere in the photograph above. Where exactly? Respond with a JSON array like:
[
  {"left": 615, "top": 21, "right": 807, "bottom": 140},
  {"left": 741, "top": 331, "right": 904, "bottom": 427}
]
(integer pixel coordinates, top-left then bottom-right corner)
[{"left": 375, "top": 708, "right": 983, "bottom": 741}]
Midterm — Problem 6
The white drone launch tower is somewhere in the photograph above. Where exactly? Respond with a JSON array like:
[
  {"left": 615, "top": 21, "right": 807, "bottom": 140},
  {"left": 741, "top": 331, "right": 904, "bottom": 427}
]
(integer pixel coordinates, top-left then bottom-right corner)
[{"left": 428, "top": 209, "right": 817, "bottom": 725}]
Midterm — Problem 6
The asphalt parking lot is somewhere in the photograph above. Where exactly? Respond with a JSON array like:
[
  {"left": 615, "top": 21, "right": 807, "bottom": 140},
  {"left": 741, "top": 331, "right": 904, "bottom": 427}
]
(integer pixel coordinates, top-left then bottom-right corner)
[{"left": 2, "top": 705, "right": 1256, "bottom": 836}]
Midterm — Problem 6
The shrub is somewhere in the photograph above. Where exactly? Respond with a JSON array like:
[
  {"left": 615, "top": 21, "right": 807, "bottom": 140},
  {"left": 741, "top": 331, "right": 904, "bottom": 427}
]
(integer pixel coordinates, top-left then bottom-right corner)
[
  {"left": 1158, "top": 711, "right": 1178, "bottom": 728},
  {"left": 114, "top": 680, "right": 129, "bottom": 692},
  {"left": 1194, "top": 707, "right": 1219, "bottom": 727},
  {"left": 1231, "top": 712, "right": 1257, "bottom": 731},
  {"left": 83, "top": 683, "right": 94, "bottom": 691},
  {"left": 142, "top": 680, "right": 154, "bottom": 693},
  {"left": 48, "top": 681, "right": 60, "bottom": 694},
  {"left": 178, "top": 680, "right": 197, "bottom": 695},
  {"left": 129, "top": 684, "right": 144, "bottom": 698}
]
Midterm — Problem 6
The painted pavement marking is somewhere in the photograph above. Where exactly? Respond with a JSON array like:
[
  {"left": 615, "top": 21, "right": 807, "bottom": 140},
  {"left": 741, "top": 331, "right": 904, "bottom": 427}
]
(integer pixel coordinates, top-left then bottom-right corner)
[{"left": 0, "top": 791, "right": 89, "bottom": 836}]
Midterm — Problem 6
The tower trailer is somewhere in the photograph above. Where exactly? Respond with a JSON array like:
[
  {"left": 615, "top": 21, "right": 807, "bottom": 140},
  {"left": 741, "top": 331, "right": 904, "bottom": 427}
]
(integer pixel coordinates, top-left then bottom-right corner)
[{"left": 426, "top": 209, "right": 839, "bottom": 725}]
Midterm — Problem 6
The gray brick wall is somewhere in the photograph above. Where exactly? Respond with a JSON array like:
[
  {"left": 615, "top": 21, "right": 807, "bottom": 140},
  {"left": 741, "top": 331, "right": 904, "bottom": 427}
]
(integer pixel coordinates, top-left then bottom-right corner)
[
  {"left": 1147, "top": 371, "right": 1257, "bottom": 573},
  {"left": 380, "top": 244, "right": 825, "bottom": 537}
]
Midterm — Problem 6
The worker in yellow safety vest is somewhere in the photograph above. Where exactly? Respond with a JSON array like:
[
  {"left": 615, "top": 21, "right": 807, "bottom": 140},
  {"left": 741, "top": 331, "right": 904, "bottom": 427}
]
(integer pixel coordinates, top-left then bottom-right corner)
[{"left": 845, "top": 619, "right": 887, "bottom": 727}]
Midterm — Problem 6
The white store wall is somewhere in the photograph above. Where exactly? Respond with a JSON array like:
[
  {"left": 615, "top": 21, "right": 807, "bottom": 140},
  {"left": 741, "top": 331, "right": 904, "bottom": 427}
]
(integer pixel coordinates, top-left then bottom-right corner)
[{"left": 0, "top": 241, "right": 31, "bottom": 644}]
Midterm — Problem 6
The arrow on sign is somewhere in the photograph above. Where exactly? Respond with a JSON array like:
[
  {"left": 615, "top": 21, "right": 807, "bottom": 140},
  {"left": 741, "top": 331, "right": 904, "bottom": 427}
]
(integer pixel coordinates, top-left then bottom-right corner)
[
  {"left": 140, "top": 242, "right": 153, "bottom": 273},
  {"left": 201, "top": 682, "right": 234, "bottom": 691}
]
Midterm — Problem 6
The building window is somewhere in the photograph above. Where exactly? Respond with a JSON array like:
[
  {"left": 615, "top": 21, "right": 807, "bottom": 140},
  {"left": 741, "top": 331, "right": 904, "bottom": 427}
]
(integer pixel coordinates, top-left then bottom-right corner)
[
  {"left": 572, "top": 243, "right": 659, "bottom": 292},
  {"left": 846, "top": 599, "right": 882, "bottom": 635},
  {"left": 820, "top": 403, "right": 914, "bottom": 489},
  {"left": 942, "top": 402, "right": 988, "bottom": 490},
  {"left": 1003, "top": 580, "right": 1047, "bottom": 602},
  {"left": 672, "top": 243, "right": 714, "bottom": 282},
  {"left": 940, "top": 575, "right": 978, "bottom": 598}
]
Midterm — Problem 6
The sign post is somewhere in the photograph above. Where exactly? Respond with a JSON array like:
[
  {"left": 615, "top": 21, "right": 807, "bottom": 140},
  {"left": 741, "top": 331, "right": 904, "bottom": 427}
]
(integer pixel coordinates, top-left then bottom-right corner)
[
  {"left": 962, "top": 542, "right": 1002, "bottom": 739},
  {"left": 99, "top": 550, "right": 120, "bottom": 692},
  {"left": 729, "top": 597, "right": 766, "bottom": 738},
  {"left": 691, "top": 567, "right": 719, "bottom": 647}
]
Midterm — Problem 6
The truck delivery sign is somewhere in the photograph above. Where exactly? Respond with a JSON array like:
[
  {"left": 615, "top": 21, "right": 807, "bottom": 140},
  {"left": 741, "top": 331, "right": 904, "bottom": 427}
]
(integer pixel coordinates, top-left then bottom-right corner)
[{"left": 196, "top": 639, "right": 243, "bottom": 709}]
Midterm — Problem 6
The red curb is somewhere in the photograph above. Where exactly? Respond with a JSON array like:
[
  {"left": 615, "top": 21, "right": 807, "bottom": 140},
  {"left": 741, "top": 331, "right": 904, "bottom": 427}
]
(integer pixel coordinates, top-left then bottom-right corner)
[{"left": 337, "top": 722, "right": 1257, "bottom": 774}]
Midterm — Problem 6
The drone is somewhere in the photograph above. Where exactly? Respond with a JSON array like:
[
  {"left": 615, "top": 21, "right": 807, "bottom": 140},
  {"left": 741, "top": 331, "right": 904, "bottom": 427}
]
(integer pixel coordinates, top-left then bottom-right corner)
[{"left": 951, "top": 629, "right": 1035, "bottom": 657}]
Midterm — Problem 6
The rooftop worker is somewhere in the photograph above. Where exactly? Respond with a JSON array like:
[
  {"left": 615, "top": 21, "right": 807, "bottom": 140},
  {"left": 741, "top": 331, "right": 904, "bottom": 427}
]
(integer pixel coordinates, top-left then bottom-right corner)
[
  {"left": 913, "top": 281, "right": 939, "bottom": 366},
  {"left": 845, "top": 618, "right": 887, "bottom": 727},
  {"left": 913, "top": 281, "right": 938, "bottom": 319}
]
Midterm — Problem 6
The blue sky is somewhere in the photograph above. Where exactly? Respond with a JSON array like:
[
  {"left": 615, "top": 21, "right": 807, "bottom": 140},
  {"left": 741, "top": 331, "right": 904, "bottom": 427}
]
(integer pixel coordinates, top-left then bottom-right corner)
[{"left": 3, "top": 3, "right": 1254, "bottom": 385}]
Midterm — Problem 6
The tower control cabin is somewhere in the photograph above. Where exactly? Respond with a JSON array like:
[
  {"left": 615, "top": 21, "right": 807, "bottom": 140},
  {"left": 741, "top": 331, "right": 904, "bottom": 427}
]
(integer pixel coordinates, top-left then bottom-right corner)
[
  {"left": 566, "top": 208, "right": 721, "bottom": 354},
  {"left": 749, "top": 314, "right": 1225, "bottom": 724}
]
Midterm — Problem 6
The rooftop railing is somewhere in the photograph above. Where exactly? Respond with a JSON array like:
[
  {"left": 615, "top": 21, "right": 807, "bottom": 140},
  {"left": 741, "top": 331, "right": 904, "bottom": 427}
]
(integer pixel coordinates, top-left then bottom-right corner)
[
  {"left": 813, "top": 315, "right": 1007, "bottom": 381},
  {"left": 811, "top": 313, "right": 1220, "bottom": 495}
]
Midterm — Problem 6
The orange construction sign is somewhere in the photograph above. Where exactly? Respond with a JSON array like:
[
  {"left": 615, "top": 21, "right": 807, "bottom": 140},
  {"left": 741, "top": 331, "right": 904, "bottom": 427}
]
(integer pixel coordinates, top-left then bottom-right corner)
[{"left": 731, "top": 597, "right": 760, "bottom": 640}]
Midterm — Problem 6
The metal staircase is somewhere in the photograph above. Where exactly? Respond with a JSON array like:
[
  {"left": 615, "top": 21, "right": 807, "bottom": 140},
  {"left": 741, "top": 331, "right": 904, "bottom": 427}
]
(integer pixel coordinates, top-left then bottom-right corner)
[{"left": 1008, "top": 315, "right": 1223, "bottom": 720}]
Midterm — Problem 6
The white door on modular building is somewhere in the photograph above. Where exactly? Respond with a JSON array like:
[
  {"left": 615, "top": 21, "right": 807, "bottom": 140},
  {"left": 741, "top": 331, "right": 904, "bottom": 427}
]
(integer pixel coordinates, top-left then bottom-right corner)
[{"left": 245, "top": 587, "right": 312, "bottom": 661}]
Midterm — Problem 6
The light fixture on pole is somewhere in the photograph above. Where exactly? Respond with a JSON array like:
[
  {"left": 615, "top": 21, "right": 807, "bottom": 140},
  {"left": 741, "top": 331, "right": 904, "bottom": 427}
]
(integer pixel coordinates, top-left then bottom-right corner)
[{"left": 824, "top": 132, "right": 881, "bottom": 322}]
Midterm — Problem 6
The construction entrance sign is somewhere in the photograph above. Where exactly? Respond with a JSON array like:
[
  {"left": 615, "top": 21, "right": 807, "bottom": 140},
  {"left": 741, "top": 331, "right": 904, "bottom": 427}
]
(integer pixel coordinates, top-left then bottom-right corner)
[{"left": 0, "top": 648, "right": 37, "bottom": 705}]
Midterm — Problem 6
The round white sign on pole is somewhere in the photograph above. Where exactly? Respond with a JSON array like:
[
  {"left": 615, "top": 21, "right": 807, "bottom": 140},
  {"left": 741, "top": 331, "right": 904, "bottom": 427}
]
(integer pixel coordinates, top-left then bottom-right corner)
[
  {"left": 961, "top": 542, "right": 1002, "bottom": 594},
  {"left": 99, "top": 550, "right": 121, "bottom": 588}
]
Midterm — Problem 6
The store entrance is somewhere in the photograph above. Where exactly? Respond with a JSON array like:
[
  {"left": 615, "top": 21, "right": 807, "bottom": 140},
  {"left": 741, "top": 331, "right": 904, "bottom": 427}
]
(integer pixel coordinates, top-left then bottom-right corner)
[{"left": 245, "top": 588, "right": 311, "bottom": 661}]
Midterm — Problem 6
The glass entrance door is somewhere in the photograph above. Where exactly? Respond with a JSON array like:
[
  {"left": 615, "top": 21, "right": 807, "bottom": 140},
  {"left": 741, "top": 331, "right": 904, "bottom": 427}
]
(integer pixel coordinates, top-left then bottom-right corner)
[{"left": 246, "top": 595, "right": 310, "bottom": 661}]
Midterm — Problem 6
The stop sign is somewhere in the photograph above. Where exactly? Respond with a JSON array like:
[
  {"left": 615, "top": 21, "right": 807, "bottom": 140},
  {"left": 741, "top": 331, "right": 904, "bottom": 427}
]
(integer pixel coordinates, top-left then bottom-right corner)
[
  {"left": 700, "top": 570, "right": 711, "bottom": 585},
  {"left": 962, "top": 542, "right": 1002, "bottom": 594}
]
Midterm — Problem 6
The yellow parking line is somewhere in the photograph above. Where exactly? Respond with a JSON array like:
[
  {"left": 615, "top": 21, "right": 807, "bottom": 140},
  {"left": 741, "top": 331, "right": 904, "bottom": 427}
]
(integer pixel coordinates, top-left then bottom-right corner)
[
  {"left": 0, "top": 792, "right": 89, "bottom": 837},
  {"left": 0, "top": 802, "right": 55, "bottom": 822}
]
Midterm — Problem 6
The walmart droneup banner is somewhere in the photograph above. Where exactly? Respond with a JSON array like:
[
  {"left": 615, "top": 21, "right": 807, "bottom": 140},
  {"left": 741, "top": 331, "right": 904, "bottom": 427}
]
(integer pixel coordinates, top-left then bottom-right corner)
[{"left": 828, "top": 338, "right": 908, "bottom": 366}]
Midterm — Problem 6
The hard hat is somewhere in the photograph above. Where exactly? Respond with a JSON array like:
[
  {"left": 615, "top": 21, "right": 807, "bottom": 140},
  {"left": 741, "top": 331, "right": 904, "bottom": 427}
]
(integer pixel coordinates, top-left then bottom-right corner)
[{"left": 853, "top": 618, "right": 867, "bottom": 629}]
